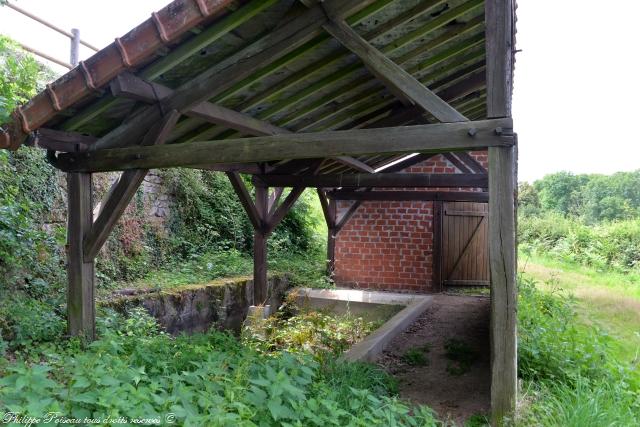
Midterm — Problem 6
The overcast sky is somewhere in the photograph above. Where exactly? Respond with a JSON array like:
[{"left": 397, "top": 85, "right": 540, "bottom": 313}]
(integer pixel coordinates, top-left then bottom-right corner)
[{"left": 1, "top": 0, "right": 638, "bottom": 183}]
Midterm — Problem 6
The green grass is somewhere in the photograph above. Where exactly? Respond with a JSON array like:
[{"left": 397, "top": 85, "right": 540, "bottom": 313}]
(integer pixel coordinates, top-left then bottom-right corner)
[
  {"left": 100, "top": 248, "right": 330, "bottom": 296},
  {"left": 444, "top": 338, "right": 475, "bottom": 376},
  {"left": 521, "top": 252, "right": 640, "bottom": 370},
  {"left": 517, "top": 263, "right": 640, "bottom": 425},
  {"left": 401, "top": 345, "right": 430, "bottom": 366}
]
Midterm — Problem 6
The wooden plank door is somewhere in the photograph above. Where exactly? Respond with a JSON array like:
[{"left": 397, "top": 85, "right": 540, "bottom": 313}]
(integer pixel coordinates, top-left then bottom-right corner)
[{"left": 440, "top": 201, "right": 489, "bottom": 287}]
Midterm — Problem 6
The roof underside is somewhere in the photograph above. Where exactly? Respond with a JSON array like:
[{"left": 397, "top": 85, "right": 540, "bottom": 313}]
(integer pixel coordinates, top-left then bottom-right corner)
[{"left": 4, "top": 0, "right": 492, "bottom": 175}]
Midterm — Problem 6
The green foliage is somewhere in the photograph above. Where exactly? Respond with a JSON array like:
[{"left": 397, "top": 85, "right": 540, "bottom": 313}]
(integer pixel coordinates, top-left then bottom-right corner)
[
  {"left": 163, "top": 169, "right": 319, "bottom": 258},
  {"left": 517, "top": 275, "right": 640, "bottom": 424},
  {"left": 519, "top": 213, "right": 640, "bottom": 272},
  {"left": 444, "top": 339, "right": 475, "bottom": 375},
  {"left": 520, "top": 377, "right": 639, "bottom": 427},
  {"left": 523, "top": 170, "right": 640, "bottom": 222},
  {"left": 401, "top": 347, "right": 429, "bottom": 366},
  {"left": 0, "top": 309, "right": 439, "bottom": 426},
  {"left": 0, "top": 35, "right": 54, "bottom": 125},
  {"left": 244, "top": 299, "right": 378, "bottom": 358}
]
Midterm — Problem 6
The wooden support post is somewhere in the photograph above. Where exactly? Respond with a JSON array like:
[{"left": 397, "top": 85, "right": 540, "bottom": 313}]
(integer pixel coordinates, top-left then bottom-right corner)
[
  {"left": 486, "top": 0, "right": 517, "bottom": 423},
  {"left": 253, "top": 183, "right": 269, "bottom": 305},
  {"left": 488, "top": 146, "right": 517, "bottom": 423},
  {"left": 327, "top": 198, "right": 337, "bottom": 276},
  {"left": 317, "top": 189, "right": 336, "bottom": 275},
  {"left": 67, "top": 172, "right": 95, "bottom": 340}
]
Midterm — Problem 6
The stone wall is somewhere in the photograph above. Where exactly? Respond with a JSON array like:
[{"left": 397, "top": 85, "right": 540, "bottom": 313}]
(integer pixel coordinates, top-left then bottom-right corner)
[{"left": 103, "top": 275, "right": 290, "bottom": 335}]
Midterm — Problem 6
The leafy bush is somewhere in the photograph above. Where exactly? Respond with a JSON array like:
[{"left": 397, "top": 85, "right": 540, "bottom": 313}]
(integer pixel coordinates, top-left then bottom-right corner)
[
  {"left": 244, "top": 303, "right": 378, "bottom": 358},
  {"left": 519, "top": 213, "right": 640, "bottom": 272},
  {"left": 0, "top": 309, "right": 439, "bottom": 426},
  {"left": 517, "top": 276, "right": 640, "bottom": 424}
]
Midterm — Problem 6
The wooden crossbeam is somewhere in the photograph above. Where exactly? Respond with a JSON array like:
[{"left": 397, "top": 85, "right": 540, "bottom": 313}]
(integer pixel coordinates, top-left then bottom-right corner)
[
  {"left": 26, "top": 128, "right": 97, "bottom": 152},
  {"left": 192, "top": 163, "right": 266, "bottom": 174},
  {"left": 454, "top": 151, "right": 487, "bottom": 174},
  {"left": 226, "top": 171, "right": 264, "bottom": 231},
  {"left": 443, "top": 152, "right": 473, "bottom": 173},
  {"left": 317, "top": 189, "right": 337, "bottom": 274},
  {"left": 377, "top": 153, "right": 436, "bottom": 173},
  {"left": 111, "top": 72, "right": 287, "bottom": 137},
  {"left": 256, "top": 173, "right": 487, "bottom": 188},
  {"left": 83, "top": 111, "right": 180, "bottom": 260},
  {"left": 321, "top": 17, "right": 467, "bottom": 123},
  {"left": 266, "top": 187, "right": 305, "bottom": 234},
  {"left": 333, "top": 156, "right": 375, "bottom": 173},
  {"left": 327, "top": 190, "right": 488, "bottom": 202},
  {"left": 112, "top": 73, "right": 371, "bottom": 174},
  {"left": 55, "top": 119, "right": 513, "bottom": 173}
]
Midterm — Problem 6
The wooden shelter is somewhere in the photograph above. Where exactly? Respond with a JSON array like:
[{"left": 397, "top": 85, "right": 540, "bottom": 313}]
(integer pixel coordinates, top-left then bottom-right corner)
[{"left": 0, "top": 0, "right": 516, "bottom": 421}]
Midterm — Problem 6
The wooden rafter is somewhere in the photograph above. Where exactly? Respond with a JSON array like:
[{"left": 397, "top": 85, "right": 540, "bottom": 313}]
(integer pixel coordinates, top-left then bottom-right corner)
[
  {"left": 320, "top": 16, "right": 467, "bottom": 123},
  {"left": 89, "top": 0, "right": 378, "bottom": 152}
]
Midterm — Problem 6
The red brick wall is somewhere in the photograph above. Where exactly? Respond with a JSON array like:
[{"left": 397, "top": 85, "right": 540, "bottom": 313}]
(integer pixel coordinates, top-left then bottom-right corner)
[{"left": 333, "top": 152, "right": 488, "bottom": 293}]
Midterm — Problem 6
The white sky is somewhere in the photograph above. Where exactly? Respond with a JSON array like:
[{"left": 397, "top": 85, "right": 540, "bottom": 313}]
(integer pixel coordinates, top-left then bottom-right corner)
[{"left": 1, "top": 0, "right": 639, "bottom": 182}]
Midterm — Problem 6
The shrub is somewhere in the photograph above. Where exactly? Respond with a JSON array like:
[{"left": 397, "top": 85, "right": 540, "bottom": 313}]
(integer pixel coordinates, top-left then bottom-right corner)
[
  {"left": 519, "top": 213, "right": 640, "bottom": 272},
  {"left": 517, "top": 276, "right": 640, "bottom": 424},
  {"left": 0, "top": 309, "right": 439, "bottom": 426}
]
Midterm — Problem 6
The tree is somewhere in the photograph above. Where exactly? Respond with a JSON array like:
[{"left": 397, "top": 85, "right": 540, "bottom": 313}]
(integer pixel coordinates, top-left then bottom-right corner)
[
  {"left": 0, "top": 35, "right": 54, "bottom": 125},
  {"left": 533, "top": 171, "right": 589, "bottom": 216}
]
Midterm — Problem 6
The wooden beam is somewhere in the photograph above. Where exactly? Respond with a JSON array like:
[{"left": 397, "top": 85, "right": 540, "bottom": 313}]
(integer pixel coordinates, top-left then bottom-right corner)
[
  {"left": 89, "top": 0, "right": 376, "bottom": 151},
  {"left": 486, "top": 0, "right": 517, "bottom": 423},
  {"left": 319, "top": 191, "right": 338, "bottom": 276},
  {"left": 317, "top": 189, "right": 335, "bottom": 227},
  {"left": 25, "top": 128, "right": 97, "bottom": 152},
  {"left": 269, "top": 158, "right": 323, "bottom": 175},
  {"left": 321, "top": 17, "right": 467, "bottom": 122},
  {"left": 268, "top": 187, "right": 284, "bottom": 216},
  {"left": 327, "top": 190, "right": 489, "bottom": 202},
  {"left": 56, "top": 119, "right": 513, "bottom": 173},
  {"left": 67, "top": 172, "right": 95, "bottom": 340},
  {"left": 111, "top": 72, "right": 288, "bottom": 137},
  {"left": 377, "top": 153, "right": 436, "bottom": 173},
  {"left": 335, "top": 199, "right": 365, "bottom": 233},
  {"left": 265, "top": 187, "right": 305, "bottom": 234},
  {"left": 83, "top": 111, "right": 180, "bottom": 260},
  {"left": 443, "top": 153, "right": 473, "bottom": 173},
  {"left": 333, "top": 156, "right": 375, "bottom": 173},
  {"left": 455, "top": 151, "right": 488, "bottom": 174},
  {"left": 192, "top": 163, "right": 265, "bottom": 174},
  {"left": 253, "top": 183, "right": 268, "bottom": 305},
  {"left": 256, "top": 173, "right": 487, "bottom": 189},
  {"left": 226, "top": 171, "right": 263, "bottom": 231}
]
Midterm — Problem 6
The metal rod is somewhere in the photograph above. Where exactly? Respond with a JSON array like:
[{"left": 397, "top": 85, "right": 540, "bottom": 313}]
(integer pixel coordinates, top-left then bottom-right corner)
[
  {"left": 70, "top": 28, "right": 80, "bottom": 66},
  {"left": 15, "top": 40, "right": 73, "bottom": 69},
  {"left": 6, "top": 2, "right": 99, "bottom": 51}
]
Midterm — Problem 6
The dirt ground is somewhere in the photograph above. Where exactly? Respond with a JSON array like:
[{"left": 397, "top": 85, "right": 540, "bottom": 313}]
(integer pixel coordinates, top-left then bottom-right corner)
[{"left": 377, "top": 294, "right": 490, "bottom": 425}]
